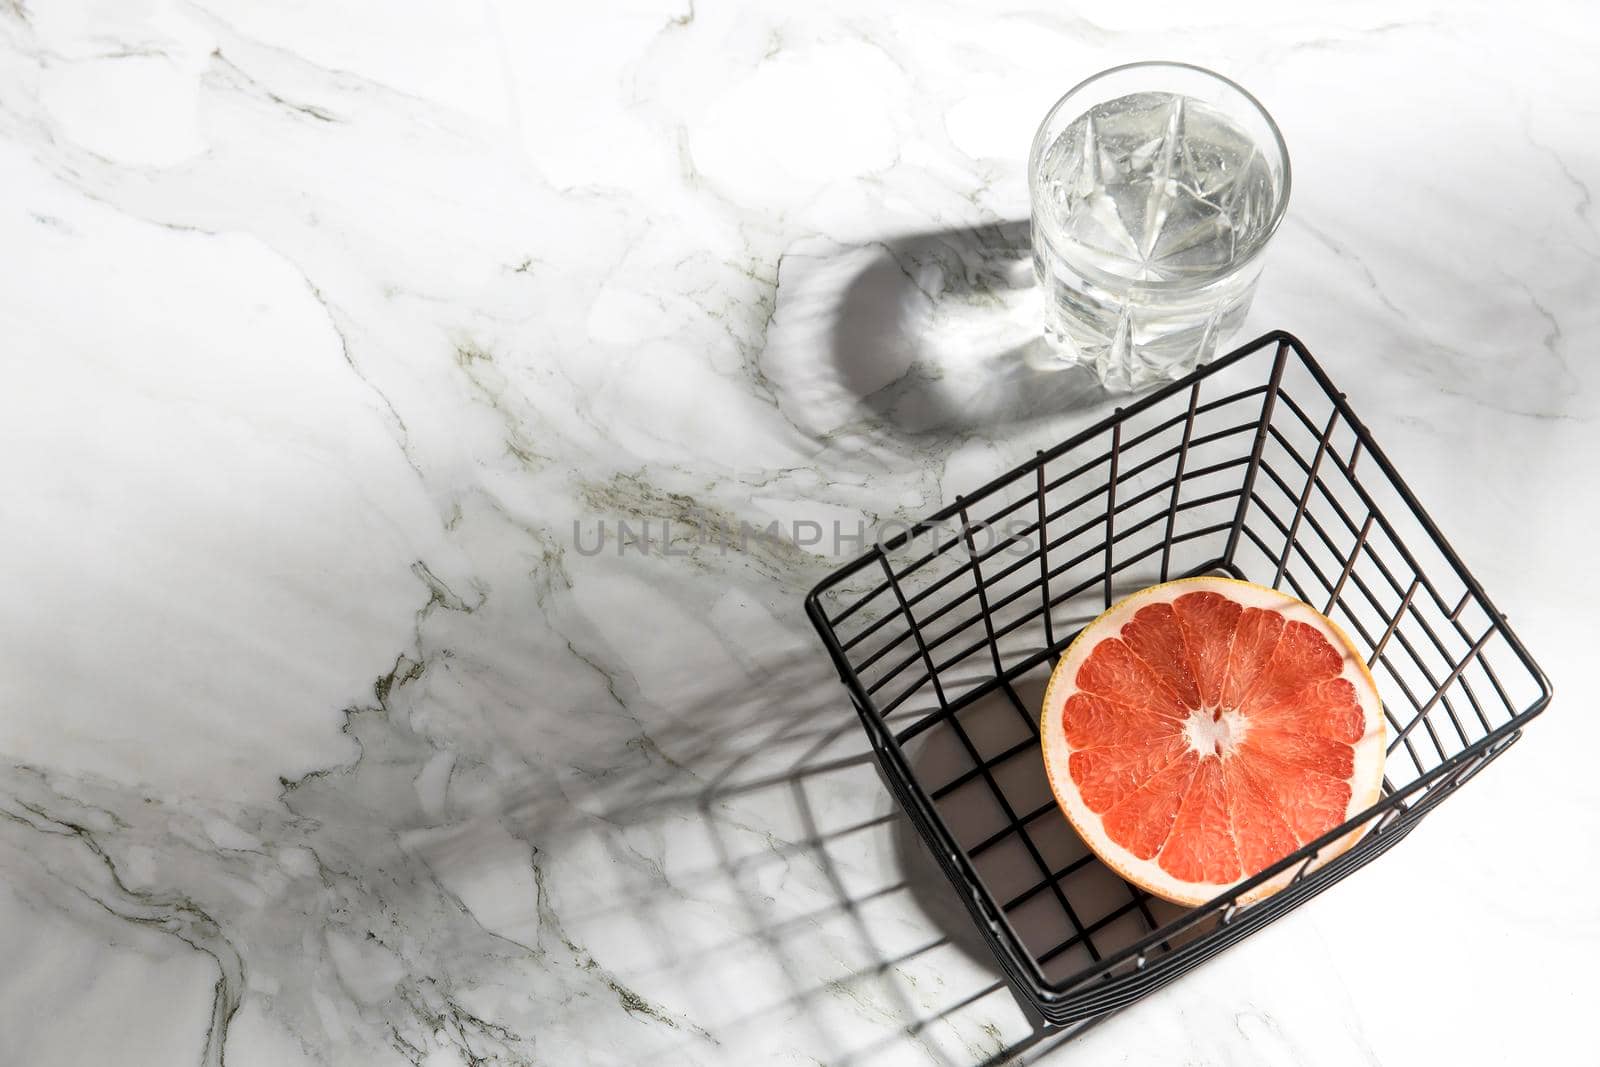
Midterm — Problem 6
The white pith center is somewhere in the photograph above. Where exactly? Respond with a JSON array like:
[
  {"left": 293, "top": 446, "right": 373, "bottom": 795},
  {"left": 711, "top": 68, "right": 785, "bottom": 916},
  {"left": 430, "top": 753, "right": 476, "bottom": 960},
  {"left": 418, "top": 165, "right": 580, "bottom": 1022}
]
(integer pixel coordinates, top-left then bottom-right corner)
[{"left": 1184, "top": 706, "right": 1249, "bottom": 759}]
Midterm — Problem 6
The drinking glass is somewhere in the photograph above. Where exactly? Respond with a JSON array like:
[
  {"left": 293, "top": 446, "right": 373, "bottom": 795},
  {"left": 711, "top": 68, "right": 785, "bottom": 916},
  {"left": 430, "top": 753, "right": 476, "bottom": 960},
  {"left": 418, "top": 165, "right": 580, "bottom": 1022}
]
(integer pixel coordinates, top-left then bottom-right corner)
[{"left": 1029, "top": 62, "right": 1291, "bottom": 391}]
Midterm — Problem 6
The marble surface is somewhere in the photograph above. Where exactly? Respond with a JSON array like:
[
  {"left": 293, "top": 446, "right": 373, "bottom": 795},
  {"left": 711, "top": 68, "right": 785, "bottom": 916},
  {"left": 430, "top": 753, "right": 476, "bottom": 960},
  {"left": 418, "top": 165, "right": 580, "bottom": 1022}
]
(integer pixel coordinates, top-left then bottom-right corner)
[{"left": 2, "top": 1, "right": 1597, "bottom": 1063}]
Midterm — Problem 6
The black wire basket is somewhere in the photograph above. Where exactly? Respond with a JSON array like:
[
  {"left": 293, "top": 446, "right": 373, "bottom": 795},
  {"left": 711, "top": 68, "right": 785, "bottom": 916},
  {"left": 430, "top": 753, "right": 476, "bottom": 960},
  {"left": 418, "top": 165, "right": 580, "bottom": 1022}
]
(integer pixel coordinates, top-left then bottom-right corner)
[{"left": 805, "top": 331, "right": 1552, "bottom": 1026}]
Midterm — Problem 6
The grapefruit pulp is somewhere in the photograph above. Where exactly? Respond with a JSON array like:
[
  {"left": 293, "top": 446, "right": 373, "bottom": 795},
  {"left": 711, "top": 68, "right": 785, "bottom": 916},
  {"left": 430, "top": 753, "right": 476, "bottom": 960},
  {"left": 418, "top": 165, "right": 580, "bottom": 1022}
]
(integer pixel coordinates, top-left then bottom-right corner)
[{"left": 1040, "top": 577, "right": 1385, "bottom": 906}]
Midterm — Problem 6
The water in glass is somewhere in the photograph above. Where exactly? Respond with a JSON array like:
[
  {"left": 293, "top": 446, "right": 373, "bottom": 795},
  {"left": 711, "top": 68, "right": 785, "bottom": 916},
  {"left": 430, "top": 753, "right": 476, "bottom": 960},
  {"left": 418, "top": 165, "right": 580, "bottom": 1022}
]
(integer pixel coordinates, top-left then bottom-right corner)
[{"left": 1032, "top": 91, "right": 1283, "bottom": 389}]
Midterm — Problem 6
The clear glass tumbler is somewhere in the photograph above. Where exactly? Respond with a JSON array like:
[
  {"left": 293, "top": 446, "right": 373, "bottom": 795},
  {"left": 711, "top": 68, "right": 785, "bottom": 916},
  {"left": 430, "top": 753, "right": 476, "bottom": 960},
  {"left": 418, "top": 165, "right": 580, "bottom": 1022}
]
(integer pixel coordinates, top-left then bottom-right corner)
[{"left": 1029, "top": 62, "right": 1291, "bottom": 391}]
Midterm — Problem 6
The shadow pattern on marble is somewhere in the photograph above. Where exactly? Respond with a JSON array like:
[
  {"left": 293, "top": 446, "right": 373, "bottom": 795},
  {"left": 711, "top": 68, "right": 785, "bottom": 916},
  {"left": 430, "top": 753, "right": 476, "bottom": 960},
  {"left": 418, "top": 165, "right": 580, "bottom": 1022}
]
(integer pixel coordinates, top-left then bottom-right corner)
[{"left": 829, "top": 221, "right": 1109, "bottom": 437}]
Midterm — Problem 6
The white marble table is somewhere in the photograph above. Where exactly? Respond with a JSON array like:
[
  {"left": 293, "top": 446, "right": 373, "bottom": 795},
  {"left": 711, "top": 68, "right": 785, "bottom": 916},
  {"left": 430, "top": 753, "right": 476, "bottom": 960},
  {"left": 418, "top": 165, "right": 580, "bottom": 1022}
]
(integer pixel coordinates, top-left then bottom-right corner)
[{"left": 2, "top": 1, "right": 1596, "bottom": 1063}]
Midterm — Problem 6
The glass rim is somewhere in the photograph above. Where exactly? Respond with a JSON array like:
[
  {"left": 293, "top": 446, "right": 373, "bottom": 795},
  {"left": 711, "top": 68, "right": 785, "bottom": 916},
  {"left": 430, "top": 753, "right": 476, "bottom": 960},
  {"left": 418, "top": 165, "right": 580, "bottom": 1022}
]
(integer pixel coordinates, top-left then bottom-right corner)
[{"left": 1028, "top": 60, "right": 1293, "bottom": 291}]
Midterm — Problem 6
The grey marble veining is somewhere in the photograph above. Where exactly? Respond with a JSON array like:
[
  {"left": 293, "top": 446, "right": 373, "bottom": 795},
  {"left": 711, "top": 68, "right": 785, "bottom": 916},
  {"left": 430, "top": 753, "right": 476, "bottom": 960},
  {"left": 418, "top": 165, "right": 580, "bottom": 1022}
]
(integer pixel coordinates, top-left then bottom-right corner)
[{"left": 1, "top": 1, "right": 1597, "bottom": 1064}]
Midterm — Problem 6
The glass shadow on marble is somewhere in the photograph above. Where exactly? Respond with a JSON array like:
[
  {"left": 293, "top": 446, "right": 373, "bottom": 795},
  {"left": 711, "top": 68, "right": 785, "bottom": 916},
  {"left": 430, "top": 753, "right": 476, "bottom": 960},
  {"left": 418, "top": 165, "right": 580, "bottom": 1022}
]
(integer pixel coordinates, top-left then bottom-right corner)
[{"left": 829, "top": 222, "right": 1110, "bottom": 436}]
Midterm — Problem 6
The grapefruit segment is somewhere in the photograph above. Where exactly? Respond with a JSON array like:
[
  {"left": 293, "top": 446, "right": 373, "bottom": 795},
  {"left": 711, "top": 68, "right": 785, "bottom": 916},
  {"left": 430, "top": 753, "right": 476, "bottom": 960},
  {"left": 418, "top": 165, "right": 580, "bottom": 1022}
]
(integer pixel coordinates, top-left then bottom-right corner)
[
  {"left": 1069, "top": 735, "right": 1189, "bottom": 812},
  {"left": 1172, "top": 592, "right": 1242, "bottom": 707},
  {"left": 1244, "top": 722, "right": 1355, "bottom": 780},
  {"left": 1240, "top": 620, "right": 1344, "bottom": 715},
  {"left": 1099, "top": 751, "right": 1199, "bottom": 860},
  {"left": 1238, "top": 749, "right": 1354, "bottom": 842},
  {"left": 1041, "top": 577, "right": 1385, "bottom": 906},
  {"left": 1120, "top": 602, "right": 1202, "bottom": 707},
  {"left": 1225, "top": 759, "right": 1302, "bottom": 876},
  {"left": 1220, "top": 608, "right": 1285, "bottom": 709},
  {"left": 1075, "top": 638, "right": 1188, "bottom": 719},
  {"left": 1062, "top": 692, "right": 1184, "bottom": 751},
  {"left": 1158, "top": 759, "right": 1240, "bottom": 883},
  {"left": 1252, "top": 677, "right": 1365, "bottom": 743}
]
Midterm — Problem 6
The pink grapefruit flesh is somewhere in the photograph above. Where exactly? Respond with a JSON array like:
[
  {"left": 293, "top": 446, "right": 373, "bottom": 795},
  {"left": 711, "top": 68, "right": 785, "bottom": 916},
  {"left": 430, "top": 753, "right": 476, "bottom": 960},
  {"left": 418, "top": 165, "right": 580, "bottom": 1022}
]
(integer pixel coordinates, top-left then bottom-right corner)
[{"left": 1041, "top": 577, "right": 1385, "bottom": 906}]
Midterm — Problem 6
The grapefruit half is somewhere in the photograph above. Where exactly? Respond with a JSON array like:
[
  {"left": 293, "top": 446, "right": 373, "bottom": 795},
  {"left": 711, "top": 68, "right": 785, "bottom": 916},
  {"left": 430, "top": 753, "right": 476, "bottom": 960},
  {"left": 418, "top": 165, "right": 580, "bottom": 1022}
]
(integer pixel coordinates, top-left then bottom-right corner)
[{"left": 1041, "top": 577, "right": 1385, "bottom": 906}]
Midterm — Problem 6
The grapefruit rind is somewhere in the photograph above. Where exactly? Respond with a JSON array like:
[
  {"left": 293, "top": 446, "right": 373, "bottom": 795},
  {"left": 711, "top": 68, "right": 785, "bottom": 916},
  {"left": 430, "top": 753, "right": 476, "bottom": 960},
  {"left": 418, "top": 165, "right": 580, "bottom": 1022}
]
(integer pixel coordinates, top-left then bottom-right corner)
[{"left": 1040, "top": 576, "right": 1386, "bottom": 908}]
